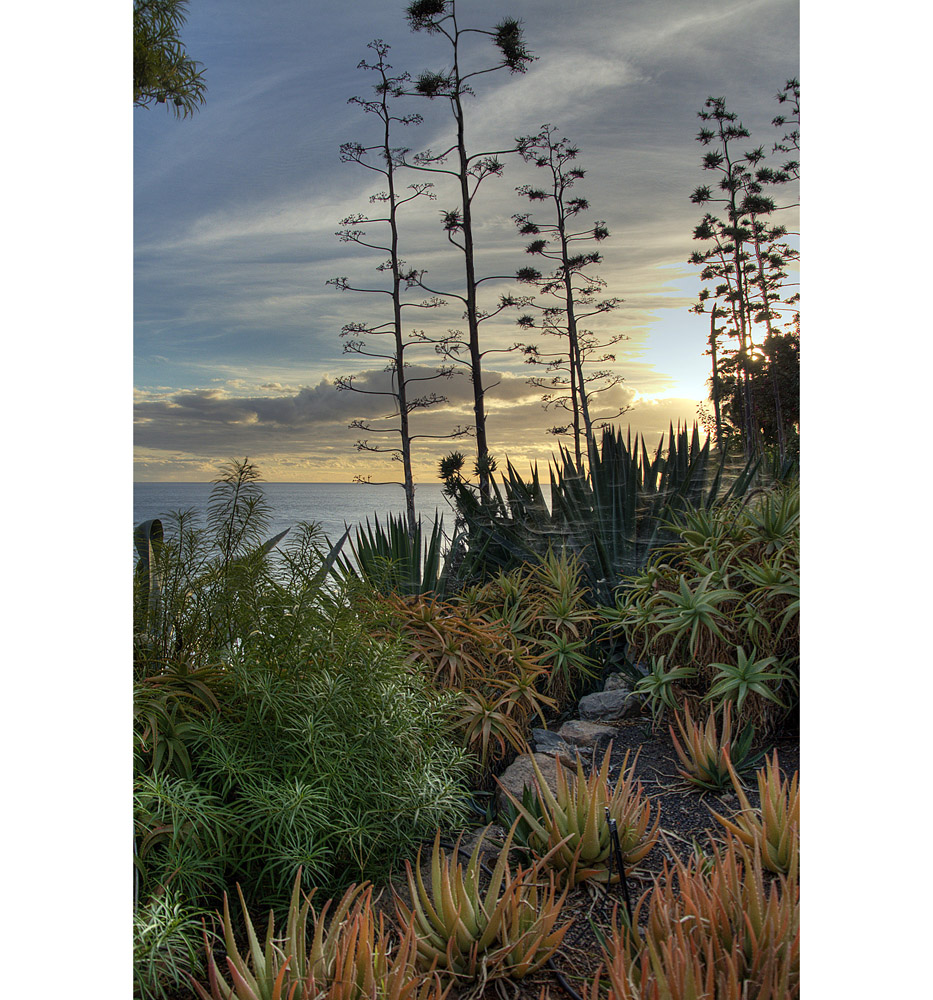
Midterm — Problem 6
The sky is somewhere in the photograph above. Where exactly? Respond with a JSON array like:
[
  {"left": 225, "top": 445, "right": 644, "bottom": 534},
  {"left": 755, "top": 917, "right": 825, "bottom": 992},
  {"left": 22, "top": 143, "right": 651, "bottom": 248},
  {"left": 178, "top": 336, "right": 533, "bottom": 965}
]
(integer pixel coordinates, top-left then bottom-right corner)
[{"left": 133, "top": 0, "right": 800, "bottom": 482}]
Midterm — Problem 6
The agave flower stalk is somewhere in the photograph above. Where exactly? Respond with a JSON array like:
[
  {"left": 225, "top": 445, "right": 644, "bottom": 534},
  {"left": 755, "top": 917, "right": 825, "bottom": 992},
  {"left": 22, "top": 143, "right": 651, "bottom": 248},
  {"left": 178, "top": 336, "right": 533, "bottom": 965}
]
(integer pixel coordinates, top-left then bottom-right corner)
[{"left": 500, "top": 745, "right": 659, "bottom": 886}]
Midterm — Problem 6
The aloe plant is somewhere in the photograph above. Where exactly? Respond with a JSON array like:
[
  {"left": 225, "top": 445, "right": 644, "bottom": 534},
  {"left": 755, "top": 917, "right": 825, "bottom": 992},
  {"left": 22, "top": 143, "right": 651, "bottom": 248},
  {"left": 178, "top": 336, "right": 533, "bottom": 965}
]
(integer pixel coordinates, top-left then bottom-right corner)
[
  {"left": 712, "top": 751, "right": 799, "bottom": 877},
  {"left": 500, "top": 746, "right": 659, "bottom": 886},
  {"left": 395, "top": 826, "right": 571, "bottom": 983},
  {"left": 193, "top": 873, "right": 439, "bottom": 1000},
  {"left": 669, "top": 702, "right": 758, "bottom": 791},
  {"left": 595, "top": 833, "right": 799, "bottom": 998},
  {"left": 607, "top": 482, "right": 799, "bottom": 725}
]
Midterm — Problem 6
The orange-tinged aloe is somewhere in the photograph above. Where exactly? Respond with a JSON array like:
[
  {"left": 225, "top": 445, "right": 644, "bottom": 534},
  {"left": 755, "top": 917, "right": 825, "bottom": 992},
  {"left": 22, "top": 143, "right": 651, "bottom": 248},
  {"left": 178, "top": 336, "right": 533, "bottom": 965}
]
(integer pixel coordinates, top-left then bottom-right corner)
[
  {"left": 669, "top": 702, "right": 756, "bottom": 790},
  {"left": 594, "top": 835, "right": 799, "bottom": 998},
  {"left": 192, "top": 871, "right": 440, "bottom": 1000},
  {"left": 394, "top": 826, "right": 572, "bottom": 983},
  {"left": 712, "top": 750, "right": 799, "bottom": 877},
  {"left": 499, "top": 745, "right": 659, "bottom": 886}
]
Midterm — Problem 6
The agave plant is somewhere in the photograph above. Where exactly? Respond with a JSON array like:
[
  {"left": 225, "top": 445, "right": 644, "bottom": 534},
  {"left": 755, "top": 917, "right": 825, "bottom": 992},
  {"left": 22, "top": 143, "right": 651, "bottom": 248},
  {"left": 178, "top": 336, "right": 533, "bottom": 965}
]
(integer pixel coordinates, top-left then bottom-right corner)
[
  {"left": 711, "top": 751, "right": 799, "bottom": 877},
  {"left": 500, "top": 746, "right": 659, "bottom": 886},
  {"left": 333, "top": 512, "right": 453, "bottom": 597},
  {"left": 441, "top": 425, "right": 759, "bottom": 603},
  {"left": 394, "top": 827, "right": 571, "bottom": 983},
  {"left": 668, "top": 702, "right": 758, "bottom": 791}
]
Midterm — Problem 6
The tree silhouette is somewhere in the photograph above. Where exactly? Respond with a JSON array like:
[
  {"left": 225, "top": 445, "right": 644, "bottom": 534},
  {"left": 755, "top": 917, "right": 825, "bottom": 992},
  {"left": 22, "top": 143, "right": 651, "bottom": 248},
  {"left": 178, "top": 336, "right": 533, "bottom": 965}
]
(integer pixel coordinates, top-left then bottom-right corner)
[
  {"left": 512, "top": 125, "right": 626, "bottom": 465},
  {"left": 403, "top": 0, "right": 535, "bottom": 494},
  {"left": 689, "top": 91, "right": 799, "bottom": 456},
  {"left": 327, "top": 41, "right": 468, "bottom": 534}
]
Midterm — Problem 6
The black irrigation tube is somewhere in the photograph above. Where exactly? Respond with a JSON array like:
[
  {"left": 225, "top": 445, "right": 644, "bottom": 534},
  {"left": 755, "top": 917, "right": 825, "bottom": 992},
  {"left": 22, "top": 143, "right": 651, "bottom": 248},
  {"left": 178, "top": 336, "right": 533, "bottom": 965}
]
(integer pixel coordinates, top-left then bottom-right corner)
[{"left": 605, "top": 807, "right": 634, "bottom": 927}]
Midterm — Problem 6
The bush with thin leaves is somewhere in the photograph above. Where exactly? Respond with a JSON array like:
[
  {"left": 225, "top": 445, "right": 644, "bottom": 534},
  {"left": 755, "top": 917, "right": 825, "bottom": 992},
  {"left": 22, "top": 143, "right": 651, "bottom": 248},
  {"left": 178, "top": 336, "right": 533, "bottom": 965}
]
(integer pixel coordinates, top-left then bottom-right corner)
[
  {"left": 186, "top": 611, "right": 471, "bottom": 909},
  {"left": 134, "top": 888, "right": 212, "bottom": 1000}
]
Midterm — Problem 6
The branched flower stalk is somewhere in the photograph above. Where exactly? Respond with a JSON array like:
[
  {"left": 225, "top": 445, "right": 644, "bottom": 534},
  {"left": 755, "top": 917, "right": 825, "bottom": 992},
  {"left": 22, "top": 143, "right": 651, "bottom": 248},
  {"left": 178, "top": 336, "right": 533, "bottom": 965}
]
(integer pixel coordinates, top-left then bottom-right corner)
[
  {"left": 513, "top": 124, "right": 626, "bottom": 466},
  {"left": 328, "top": 40, "right": 470, "bottom": 535},
  {"left": 403, "top": 0, "right": 536, "bottom": 494}
]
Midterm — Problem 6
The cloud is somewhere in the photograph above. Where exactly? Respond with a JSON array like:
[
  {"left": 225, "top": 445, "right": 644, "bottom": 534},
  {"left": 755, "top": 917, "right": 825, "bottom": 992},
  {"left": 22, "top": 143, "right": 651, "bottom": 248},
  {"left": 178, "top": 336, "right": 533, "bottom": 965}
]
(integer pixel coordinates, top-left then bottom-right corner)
[{"left": 134, "top": 358, "right": 702, "bottom": 481}]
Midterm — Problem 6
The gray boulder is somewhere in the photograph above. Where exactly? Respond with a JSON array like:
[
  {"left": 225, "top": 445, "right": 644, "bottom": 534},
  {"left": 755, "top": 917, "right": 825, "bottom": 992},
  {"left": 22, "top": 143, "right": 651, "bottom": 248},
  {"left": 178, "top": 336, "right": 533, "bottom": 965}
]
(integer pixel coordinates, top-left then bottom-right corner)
[
  {"left": 578, "top": 687, "right": 641, "bottom": 721},
  {"left": 496, "top": 752, "right": 560, "bottom": 809},
  {"left": 556, "top": 718, "right": 619, "bottom": 748}
]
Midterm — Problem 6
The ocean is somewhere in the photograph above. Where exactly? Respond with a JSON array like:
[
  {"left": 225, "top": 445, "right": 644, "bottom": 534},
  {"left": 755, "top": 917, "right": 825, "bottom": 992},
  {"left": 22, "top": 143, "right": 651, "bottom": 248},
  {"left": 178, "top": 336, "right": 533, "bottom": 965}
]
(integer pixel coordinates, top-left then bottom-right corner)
[{"left": 133, "top": 481, "right": 458, "bottom": 550}]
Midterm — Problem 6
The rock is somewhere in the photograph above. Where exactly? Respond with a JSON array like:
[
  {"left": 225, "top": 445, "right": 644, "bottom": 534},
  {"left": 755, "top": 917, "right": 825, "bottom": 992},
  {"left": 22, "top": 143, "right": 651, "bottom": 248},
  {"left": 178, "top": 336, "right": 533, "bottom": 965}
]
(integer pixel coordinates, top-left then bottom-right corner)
[
  {"left": 531, "top": 728, "right": 577, "bottom": 765},
  {"left": 578, "top": 687, "right": 641, "bottom": 721},
  {"left": 496, "top": 752, "right": 561, "bottom": 809},
  {"left": 602, "top": 672, "right": 634, "bottom": 693},
  {"left": 556, "top": 718, "right": 620, "bottom": 749}
]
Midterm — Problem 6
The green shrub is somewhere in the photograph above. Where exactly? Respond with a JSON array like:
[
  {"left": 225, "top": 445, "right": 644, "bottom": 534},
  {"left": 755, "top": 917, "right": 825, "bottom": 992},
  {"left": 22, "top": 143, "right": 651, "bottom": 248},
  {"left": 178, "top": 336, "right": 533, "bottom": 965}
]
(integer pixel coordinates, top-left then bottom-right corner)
[
  {"left": 133, "top": 460, "right": 471, "bottom": 979},
  {"left": 609, "top": 484, "right": 799, "bottom": 730},
  {"left": 133, "top": 888, "right": 211, "bottom": 1000},
  {"left": 198, "top": 610, "right": 471, "bottom": 907}
]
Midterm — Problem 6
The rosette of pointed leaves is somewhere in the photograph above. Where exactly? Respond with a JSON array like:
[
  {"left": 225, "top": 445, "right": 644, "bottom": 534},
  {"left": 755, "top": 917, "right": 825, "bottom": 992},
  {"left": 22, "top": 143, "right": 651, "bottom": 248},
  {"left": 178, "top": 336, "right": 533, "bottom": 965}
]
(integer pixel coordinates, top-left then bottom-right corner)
[
  {"left": 651, "top": 573, "right": 741, "bottom": 662},
  {"left": 669, "top": 702, "right": 757, "bottom": 791},
  {"left": 704, "top": 645, "right": 792, "bottom": 720},
  {"left": 633, "top": 654, "right": 697, "bottom": 726},
  {"left": 712, "top": 751, "right": 799, "bottom": 877},
  {"left": 500, "top": 746, "right": 659, "bottom": 886},
  {"left": 394, "top": 826, "right": 570, "bottom": 983},
  {"left": 193, "top": 873, "right": 438, "bottom": 1000}
]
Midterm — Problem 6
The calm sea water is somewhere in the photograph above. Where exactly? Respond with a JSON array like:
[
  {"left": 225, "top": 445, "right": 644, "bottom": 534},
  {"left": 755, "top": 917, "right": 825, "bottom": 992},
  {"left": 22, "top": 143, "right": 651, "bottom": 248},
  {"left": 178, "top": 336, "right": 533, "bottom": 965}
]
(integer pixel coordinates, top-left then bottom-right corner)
[{"left": 133, "top": 482, "right": 457, "bottom": 549}]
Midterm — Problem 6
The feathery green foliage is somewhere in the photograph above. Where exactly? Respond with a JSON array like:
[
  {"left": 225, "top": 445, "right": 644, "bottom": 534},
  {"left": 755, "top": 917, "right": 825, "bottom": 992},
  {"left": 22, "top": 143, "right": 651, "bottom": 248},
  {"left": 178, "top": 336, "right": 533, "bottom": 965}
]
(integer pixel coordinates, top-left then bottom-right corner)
[
  {"left": 134, "top": 0, "right": 207, "bottom": 117},
  {"left": 134, "top": 888, "right": 211, "bottom": 1000}
]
